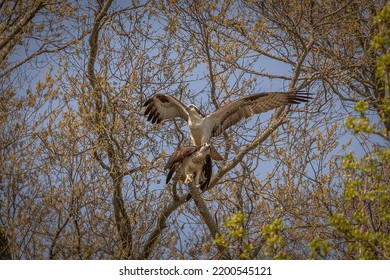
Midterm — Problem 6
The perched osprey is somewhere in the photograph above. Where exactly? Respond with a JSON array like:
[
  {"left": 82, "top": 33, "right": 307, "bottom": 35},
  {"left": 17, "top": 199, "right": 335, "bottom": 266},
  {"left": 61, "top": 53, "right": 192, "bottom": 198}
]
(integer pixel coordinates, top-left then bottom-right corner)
[
  {"left": 143, "top": 91, "right": 311, "bottom": 159},
  {"left": 165, "top": 143, "right": 212, "bottom": 200}
]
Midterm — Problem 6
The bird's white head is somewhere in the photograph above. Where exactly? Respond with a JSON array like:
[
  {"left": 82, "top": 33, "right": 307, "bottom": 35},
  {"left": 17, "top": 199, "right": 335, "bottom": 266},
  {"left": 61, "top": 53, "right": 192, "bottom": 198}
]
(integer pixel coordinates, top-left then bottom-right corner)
[{"left": 187, "top": 104, "right": 204, "bottom": 118}]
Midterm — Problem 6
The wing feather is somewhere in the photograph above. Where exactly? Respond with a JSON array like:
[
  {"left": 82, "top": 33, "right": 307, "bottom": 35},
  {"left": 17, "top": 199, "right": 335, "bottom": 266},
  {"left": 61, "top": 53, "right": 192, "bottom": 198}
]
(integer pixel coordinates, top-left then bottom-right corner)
[
  {"left": 164, "top": 146, "right": 198, "bottom": 170},
  {"left": 200, "top": 155, "right": 212, "bottom": 191},
  {"left": 143, "top": 94, "right": 189, "bottom": 124},
  {"left": 208, "top": 91, "right": 312, "bottom": 137},
  {"left": 166, "top": 168, "right": 176, "bottom": 184}
]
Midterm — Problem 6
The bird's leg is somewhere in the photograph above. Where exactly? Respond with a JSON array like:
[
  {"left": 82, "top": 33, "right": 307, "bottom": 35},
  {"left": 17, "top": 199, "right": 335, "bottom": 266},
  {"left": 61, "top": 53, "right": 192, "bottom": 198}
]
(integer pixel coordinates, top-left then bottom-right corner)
[
  {"left": 184, "top": 166, "right": 193, "bottom": 184},
  {"left": 194, "top": 170, "right": 202, "bottom": 189},
  {"left": 185, "top": 173, "right": 193, "bottom": 184}
]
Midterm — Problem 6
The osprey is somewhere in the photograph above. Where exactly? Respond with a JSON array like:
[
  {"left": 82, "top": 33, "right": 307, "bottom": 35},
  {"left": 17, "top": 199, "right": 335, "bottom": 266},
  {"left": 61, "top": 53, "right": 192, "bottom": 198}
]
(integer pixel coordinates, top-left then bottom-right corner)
[
  {"left": 143, "top": 91, "right": 311, "bottom": 159},
  {"left": 165, "top": 143, "right": 212, "bottom": 200}
]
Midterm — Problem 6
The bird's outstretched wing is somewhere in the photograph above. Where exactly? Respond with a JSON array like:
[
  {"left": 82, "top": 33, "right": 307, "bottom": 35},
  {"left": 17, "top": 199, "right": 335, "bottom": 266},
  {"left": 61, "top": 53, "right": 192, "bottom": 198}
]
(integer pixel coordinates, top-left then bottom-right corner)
[
  {"left": 208, "top": 91, "right": 312, "bottom": 137},
  {"left": 143, "top": 94, "right": 189, "bottom": 124}
]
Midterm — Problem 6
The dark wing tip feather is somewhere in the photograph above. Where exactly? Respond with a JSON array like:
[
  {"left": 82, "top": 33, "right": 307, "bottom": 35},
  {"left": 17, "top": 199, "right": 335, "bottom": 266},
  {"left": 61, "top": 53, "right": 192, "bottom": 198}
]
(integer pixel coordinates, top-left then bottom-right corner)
[
  {"left": 288, "top": 91, "right": 313, "bottom": 104},
  {"left": 144, "top": 100, "right": 163, "bottom": 124},
  {"left": 143, "top": 98, "right": 152, "bottom": 107},
  {"left": 142, "top": 94, "right": 188, "bottom": 124},
  {"left": 151, "top": 113, "right": 160, "bottom": 124},
  {"left": 166, "top": 168, "right": 175, "bottom": 184},
  {"left": 144, "top": 104, "right": 152, "bottom": 115},
  {"left": 147, "top": 111, "right": 156, "bottom": 123}
]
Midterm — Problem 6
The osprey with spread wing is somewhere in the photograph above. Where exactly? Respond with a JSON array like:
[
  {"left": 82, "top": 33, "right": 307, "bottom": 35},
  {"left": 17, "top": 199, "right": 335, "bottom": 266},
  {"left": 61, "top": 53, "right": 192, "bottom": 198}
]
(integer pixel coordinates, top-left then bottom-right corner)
[
  {"left": 143, "top": 91, "right": 311, "bottom": 160},
  {"left": 164, "top": 143, "right": 212, "bottom": 200}
]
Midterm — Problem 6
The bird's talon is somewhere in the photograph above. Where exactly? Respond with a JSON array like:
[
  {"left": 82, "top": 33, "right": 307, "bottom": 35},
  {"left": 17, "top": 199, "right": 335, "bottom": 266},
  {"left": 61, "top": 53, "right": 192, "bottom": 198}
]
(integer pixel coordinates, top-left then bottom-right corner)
[{"left": 185, "top": 174, "right": 193, "bottom": 184}]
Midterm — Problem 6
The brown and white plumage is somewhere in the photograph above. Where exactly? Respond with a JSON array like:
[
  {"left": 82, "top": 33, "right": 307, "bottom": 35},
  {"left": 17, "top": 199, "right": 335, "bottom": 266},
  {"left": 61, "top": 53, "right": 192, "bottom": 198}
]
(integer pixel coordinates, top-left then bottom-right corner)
[
  {"left": 207, "top": 91, "right": 311, "bottom": 137},
  {"left": 144, "top": 94, "right": 190, "bottom": 124},
  {"left": 165, "top": 143, "right": 212, "bottom": 200},
  {"left": 144, "top": 91, "right": 311, "bottom": 160}
]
